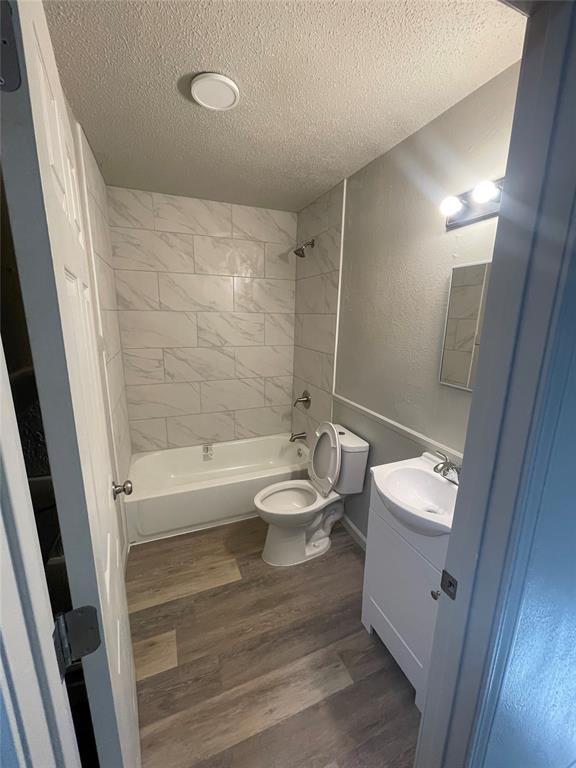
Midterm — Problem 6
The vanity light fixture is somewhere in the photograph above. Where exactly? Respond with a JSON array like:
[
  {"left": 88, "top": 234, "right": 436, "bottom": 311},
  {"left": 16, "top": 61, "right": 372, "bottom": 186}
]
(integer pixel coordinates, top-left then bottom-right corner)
[
  {"left": 439, "top": 196, "right": 463, "bottom": 217},
  {"left": 440, "top": 178, "right": 504, "bottom": 230},
  {"left": 472, "top": 179, "right": 500, "bottom": 204},
  {"left": 190, "top": 73, "right": 240, "bottom": 111}
]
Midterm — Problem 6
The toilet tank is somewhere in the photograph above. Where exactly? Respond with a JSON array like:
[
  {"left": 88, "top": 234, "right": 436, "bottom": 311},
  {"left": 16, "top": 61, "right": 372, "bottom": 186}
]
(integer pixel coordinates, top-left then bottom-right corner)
[{"left": 334, "top": 425, "right": 369, "bottom": 495}]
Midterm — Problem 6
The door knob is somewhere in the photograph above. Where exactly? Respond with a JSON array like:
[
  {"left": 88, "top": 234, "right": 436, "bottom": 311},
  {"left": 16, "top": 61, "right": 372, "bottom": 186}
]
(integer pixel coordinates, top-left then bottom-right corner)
[
  {"left": 430, "top": 589, "right": 441, "bottom": 601},
  {"left": 112, "top": 480, "right": 133, "bottom": 500}
]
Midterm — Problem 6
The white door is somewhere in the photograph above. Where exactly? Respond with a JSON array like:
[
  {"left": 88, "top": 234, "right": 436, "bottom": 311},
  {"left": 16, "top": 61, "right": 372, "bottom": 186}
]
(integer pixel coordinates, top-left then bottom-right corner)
[
  {"left": 1, "top": 2, "right": 140, "bottom": 766},
  {"left": 1, "top": 346, "right": 80, "bottom": 767}
]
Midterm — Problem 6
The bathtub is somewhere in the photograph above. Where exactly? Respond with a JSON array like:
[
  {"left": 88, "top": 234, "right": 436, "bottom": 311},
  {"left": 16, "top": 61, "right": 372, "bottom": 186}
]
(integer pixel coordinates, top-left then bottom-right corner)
[{"left": 125, "top": 434, "right": 308, "bottom": 543}]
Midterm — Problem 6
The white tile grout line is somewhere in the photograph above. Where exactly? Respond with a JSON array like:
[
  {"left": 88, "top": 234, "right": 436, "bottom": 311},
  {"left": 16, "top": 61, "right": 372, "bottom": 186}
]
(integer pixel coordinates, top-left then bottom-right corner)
[{"left": 331, "top": 177, "right": 347, "bottom": 417}]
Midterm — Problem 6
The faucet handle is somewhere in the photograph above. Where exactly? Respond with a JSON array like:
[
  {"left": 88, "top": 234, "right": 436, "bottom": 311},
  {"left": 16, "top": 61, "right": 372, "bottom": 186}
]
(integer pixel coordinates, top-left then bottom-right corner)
[
  {"left": 293, "top": 390, "right": 311, "bottom": 409},
  {"left": 433, "top": 451, "right": 448, "bottom": 462}
]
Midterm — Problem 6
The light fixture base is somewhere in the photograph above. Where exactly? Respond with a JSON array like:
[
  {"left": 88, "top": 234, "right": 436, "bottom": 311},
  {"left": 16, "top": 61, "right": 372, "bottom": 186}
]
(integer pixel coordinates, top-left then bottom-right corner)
[{"left": 190, "top": 73, "right": 240, "bottom": 111}]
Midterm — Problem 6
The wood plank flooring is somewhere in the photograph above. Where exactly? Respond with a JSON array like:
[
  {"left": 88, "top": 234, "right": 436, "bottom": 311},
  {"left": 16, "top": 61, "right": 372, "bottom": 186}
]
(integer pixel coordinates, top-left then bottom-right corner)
[{"left": 126, "top": 518, "right": 419, "bottom": 768}]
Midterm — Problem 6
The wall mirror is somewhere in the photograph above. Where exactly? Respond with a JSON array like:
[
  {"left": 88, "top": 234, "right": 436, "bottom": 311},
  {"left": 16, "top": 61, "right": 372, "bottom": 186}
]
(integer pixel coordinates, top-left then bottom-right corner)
[{"left": 440, "top": 262, "right": 491, "bottom": 391}]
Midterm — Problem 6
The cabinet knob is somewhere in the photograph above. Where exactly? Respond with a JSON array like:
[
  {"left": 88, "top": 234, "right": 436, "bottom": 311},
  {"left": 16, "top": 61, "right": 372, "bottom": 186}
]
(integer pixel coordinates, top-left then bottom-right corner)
[{"left": 430, "top": 589, "right": 441, "bottom": 601}]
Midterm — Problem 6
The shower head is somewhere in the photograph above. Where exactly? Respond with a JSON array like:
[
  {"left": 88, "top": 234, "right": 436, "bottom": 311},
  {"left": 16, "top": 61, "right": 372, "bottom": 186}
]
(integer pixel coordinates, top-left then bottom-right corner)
[{"left": 293, "top": 239, "right": 315, "bottom": 258}]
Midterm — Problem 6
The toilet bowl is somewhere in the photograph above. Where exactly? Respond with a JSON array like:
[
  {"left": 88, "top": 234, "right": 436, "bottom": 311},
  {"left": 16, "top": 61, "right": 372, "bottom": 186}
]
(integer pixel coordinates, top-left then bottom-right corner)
[{"left": 254, "top": 423, "right": 369, "bottom": 566}]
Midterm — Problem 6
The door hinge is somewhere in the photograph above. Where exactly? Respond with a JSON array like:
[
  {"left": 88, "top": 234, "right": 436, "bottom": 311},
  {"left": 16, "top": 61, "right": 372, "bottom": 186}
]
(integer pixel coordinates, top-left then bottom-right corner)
[
  {"left": 1, "top": 1, "right": 21, "bottom": 92},
  {"left": 53, "top": 606, "right": 101, "bottom": 678},
  {"left": 441, "top": 569, "right": 458, "bottom": 600}
]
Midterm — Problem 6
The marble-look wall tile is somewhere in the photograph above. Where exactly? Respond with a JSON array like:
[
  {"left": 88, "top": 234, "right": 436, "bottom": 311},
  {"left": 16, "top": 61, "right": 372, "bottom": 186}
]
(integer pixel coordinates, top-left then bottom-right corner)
[
  {"left": 194, "top": 237, "right": 264, "bottom": 277},
  {"left": 119, "top": 311, "right": 197, "bottom": 349},
  {"left": 232, "top": 205, "right": 297, "bottom": 245},
  {"left": 291, "top": 407, "right": 320, "bottom": 445},
  {"left": 293, "top": 346, "right": 323, "bottom": 389},
  {"left": 95, "top": 255, "right": 117, "bottom": 310},
  {"left": 292, "top": 183, "right": 344, "bottom": 437},
  {"left": 235, "top": 346, "right": 293, "bottom": 379},
  {"left": 127, "top": 382, "right": 201, "bottom": 419},
  {"left": 116, "top": 271, "right": 160, "bottom": 310},
  {"left": 323, "top": 271, "right": 339, "bottom": 314},
  {"left": 295, "top": 275, "right": 325, "bottom": 315},
  {"left": 159, "top": 274, "right": 234, "bottom": 312},
  {"left": 164, "top": 348, "right": 236, "bottom": 382},
  {"left": 111, "top": 228, "right": 195, "bottom": 273},
  {"left": 123, "top": 349, "right": 165, "bottom": 385},
  {"left": 264, "top": 376, "right": 293, "bottom": 406},
  {"left": 101, "top": 311, "right": 121, "bottom": 361},
  {"left": 296, "top": 227, "right": 341, "bottom": 279},
  {"left": 321, "top": 354, "right": 335, "bottom": 392},
  {"left": 235, "top": 406, "right": 291, "bottom": 439},
  {"left": 91, "top": 204, "right": 113, "bottom": 265},
  {"left": 108, "top": 187, "right": 154, "bottom": 229},
  {"left": 264, "top": 314, "right": 295, "bottom": 346},
  {"left": 84, "top": 152, "right": 107, "bottom": 217},
  {"left": 293, "top": 377, "right": 332, "bottom": 423},
  {"left": 234, "top": 278, "right": 295, "bottom": 314},
  {"left": 153, "top": 193, "right": 232, "bottom": 237},
  {"left": 264, "top": 243, "right": 296, "bottom": 279},
  {"left": 113, "top": 394, "right": 131, "bottom": 477},
  {"left": 108, "top": 187, "right": 298, "bottom": 454},
  {"left": 295, "top": 314, "right": 336, "bottom": 354},
  {"left": 297, "top": 183, "right": 344, "bottom": 243},
  {"left": 130, "top": 418, "right": 168, "bottom": 452},
  {"left": 200, "top": 379, "right": 265, "bottom": 413},
  {"left": 197, "top": 312, "right": 264, "bottom": 347},
  {"left": 166, "top": 413, "right": 235, "bottom": 448},
  {"left": 107, "top": 352, "right": 125, "bottom": 413}
]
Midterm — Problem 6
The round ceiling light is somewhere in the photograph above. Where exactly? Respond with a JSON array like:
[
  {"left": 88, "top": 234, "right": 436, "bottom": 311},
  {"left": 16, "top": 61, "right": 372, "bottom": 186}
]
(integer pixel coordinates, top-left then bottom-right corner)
[{"left": 190, "top": 73, "right": 240, "bottom": 111}]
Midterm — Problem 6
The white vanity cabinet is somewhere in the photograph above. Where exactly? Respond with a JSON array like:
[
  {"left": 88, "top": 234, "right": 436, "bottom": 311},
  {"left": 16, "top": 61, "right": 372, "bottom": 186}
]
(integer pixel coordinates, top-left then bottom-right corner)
[{"left": 362, "top": 467, "right": 451, "bottom": 711}]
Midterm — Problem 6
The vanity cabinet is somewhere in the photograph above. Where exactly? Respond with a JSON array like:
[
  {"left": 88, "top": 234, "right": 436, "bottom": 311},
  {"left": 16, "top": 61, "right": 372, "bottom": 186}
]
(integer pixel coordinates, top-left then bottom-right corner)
[{"left": 362, "top": 475, "right": 449, "bottom": 711}]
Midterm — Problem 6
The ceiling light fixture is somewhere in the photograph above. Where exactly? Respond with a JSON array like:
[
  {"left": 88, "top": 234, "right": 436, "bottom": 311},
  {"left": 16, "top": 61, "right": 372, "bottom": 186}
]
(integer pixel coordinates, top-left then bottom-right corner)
[{"left": 190, "top": 73, "right": 240, "bottom": 111}]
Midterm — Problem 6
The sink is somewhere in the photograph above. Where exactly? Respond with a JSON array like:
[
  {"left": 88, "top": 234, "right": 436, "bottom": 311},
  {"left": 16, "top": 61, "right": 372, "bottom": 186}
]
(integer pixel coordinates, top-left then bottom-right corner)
[{"left": 371, "top": 453, "right": 457, "bottom": 536}]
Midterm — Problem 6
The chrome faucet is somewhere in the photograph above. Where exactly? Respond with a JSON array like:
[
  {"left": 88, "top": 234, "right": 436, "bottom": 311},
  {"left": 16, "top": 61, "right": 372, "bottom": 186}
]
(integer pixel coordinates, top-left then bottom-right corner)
[
  {"left": 289, "top": 432, "right": 307, "bottom": 442},
  {"left": 293, "top": 390, "right": 311, "bottom": 409},
  {"left": 433, "top": 452, "right": 461, "bottom": 486}
]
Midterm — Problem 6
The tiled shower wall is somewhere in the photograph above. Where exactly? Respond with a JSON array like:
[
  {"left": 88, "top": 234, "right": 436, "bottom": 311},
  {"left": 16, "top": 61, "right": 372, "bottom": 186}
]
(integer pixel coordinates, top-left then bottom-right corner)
[
  {"left": 292, "top": 182, "right": 344, "bottom": 438},
  {"left": 82, "top": 144, "right": 131, "bottom": 481},
  {"left": 106, "top": 187, "right": 297, "bottom": 452}
]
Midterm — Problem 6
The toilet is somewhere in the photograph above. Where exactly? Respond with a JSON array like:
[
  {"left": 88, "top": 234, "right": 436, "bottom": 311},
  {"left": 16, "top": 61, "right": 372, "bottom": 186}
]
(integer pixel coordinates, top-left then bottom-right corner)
[{"left": 254, "top": 422, "right": 369, "bottom": 566}]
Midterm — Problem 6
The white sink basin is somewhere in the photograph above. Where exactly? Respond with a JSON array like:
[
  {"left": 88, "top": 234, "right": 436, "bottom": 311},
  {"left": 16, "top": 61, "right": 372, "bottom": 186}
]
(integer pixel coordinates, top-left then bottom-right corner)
[{"left": 371, "top": 453, "right": 457, "bottom": 536}]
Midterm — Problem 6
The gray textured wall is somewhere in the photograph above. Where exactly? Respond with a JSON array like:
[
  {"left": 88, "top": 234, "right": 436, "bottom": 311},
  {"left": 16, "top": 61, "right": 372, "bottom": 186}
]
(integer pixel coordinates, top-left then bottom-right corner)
[{"left": 335, "top": 63, "right": 520, "bottom": 536}]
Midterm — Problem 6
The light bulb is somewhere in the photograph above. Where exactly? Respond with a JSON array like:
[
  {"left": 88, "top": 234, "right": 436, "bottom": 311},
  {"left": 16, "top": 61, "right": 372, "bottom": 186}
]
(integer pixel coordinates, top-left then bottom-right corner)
[
  {"left": 440, "top": 196, "right": 463, "bottom": 217},
  {"left": 472, "top": 180, "right": 499, "bottom": 204}
]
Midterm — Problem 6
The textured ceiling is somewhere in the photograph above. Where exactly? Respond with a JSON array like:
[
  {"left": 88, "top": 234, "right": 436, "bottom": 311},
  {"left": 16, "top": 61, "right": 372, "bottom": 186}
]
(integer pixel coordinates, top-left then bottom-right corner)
[{"left": 45, "top": 1, "right": 524, "bottom": 212}]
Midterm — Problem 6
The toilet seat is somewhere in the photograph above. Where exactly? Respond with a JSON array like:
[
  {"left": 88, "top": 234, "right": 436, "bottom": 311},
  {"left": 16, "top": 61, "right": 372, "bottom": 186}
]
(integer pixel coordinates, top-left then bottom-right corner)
[
  {"left": 254, "top": 479, "right": 340, "bottom": 519},
  {"left": 254, "top": 422, "right": 368, "bottom": 566},
  {"left": 308, "top": 422, "right": 341, "bottom": 497}
]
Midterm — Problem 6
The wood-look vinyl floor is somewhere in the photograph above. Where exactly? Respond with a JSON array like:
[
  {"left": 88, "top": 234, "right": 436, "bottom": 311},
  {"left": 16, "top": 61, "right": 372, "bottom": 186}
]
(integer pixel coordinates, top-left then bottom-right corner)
[{"left": 126, "top": 518, "right": 419, "bottom": 768}]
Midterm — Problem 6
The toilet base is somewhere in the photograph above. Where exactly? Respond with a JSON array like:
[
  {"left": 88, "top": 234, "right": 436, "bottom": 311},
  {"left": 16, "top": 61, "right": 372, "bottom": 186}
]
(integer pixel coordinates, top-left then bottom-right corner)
[{"left": 261, "top": 501, "right": 342, "bottom": 567}]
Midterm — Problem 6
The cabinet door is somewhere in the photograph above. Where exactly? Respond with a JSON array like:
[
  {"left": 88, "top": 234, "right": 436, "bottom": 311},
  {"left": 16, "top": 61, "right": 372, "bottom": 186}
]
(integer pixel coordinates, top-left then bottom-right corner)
[{"left": 364, "top": 510, "right": 441, "bottom": 697}]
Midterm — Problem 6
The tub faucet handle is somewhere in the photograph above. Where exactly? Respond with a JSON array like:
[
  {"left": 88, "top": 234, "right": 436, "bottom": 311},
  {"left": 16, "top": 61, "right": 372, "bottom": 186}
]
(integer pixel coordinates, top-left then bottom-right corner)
[
  {"left": 112, "top": 479, "right": 133, "bottom": 500},
  {"left": 293, "top": 390, "right": 311, "bottom": 409}
]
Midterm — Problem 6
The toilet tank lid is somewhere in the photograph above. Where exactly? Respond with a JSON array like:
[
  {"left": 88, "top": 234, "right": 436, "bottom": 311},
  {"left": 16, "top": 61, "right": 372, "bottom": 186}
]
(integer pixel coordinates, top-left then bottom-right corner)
[{"left": 333, "top": 425, "right": 369, "bottom": 453}]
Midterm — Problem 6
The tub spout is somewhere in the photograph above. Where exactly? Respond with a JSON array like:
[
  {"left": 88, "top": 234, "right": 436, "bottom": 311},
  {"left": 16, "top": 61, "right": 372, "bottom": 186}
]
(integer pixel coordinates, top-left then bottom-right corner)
[{"left": 289, "top": 432, "right": 307, "bottom": 442}]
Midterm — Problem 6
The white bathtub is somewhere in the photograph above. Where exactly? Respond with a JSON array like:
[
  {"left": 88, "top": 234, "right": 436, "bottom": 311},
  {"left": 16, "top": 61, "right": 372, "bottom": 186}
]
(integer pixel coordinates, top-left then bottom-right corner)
[{"left": 125, "top": 434, "right": 308, "bottom": 543}]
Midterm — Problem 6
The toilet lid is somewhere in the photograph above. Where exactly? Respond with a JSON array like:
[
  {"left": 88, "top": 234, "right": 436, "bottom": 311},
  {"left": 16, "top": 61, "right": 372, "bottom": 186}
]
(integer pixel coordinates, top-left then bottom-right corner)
[{"left": 308, "top": 422, "right": 341, "bottom": 497}]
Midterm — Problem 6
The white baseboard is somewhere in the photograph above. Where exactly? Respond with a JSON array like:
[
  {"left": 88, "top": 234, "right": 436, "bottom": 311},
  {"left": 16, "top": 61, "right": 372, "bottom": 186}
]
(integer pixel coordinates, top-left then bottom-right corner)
[{"left": 342, "top": 514, "right": 366, "bottom": 550}]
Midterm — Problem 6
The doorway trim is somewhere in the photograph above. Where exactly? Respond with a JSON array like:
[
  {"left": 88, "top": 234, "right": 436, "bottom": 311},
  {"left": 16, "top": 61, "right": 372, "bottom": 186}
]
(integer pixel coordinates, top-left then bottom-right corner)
[{"left": 415, "top": 1, "right": 576, "bottom": 765}]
